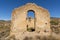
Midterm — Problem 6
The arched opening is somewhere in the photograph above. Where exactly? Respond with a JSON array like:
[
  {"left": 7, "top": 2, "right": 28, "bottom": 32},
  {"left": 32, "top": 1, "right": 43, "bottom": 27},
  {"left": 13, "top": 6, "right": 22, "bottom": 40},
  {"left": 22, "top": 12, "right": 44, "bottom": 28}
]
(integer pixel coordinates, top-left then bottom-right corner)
[
  {"left": 26, "top": 10, "right": 36, "bottom": 32},
  {"left": 27, "top": 10, "right": 35, "bottom": 18}
]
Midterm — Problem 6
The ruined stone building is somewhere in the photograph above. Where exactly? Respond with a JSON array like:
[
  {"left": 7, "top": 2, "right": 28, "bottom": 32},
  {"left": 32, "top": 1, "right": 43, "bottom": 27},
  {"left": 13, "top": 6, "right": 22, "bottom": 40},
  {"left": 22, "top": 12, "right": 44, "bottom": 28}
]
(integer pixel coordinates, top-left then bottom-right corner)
[{"left": 10, "top": 3, "right": 51, "bottom": 40}]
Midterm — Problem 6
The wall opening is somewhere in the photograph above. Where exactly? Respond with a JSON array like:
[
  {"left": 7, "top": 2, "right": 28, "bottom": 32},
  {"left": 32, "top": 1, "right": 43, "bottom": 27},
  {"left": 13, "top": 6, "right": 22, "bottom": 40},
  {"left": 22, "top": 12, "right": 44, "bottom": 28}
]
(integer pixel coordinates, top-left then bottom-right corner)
[
  {"left": 27, "top": 10, "right": 35, "bottom": 19},
  {"left": 26, "top": 10, "right": 36, "bottom": 32},
  {"left": 27, "top": 25, "right": 35, "bottom": 32}
]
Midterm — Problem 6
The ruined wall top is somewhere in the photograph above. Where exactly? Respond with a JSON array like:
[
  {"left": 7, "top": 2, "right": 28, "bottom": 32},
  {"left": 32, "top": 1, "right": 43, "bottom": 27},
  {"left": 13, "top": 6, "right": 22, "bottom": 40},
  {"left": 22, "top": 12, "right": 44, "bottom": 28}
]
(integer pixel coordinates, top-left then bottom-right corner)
[{"left": 12, "top": 3, "right": 49, "bottom": 17}]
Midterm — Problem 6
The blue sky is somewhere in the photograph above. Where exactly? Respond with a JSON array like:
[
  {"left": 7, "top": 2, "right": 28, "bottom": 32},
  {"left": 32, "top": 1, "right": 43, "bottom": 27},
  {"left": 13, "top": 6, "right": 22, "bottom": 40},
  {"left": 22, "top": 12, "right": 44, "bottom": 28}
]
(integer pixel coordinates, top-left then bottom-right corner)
[{"left": 0, "top": 0, "right": 60, "bottom": 20}]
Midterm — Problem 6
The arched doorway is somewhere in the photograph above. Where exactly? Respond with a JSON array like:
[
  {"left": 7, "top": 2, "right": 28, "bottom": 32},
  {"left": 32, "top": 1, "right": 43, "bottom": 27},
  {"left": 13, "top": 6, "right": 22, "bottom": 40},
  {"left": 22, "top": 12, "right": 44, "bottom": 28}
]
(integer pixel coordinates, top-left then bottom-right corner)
[
  {"left": 26, "top": 10, "right": 36, "bottom": 32},
  {"left": 27, "top": 10, "right": 35, "bottom": 18}
]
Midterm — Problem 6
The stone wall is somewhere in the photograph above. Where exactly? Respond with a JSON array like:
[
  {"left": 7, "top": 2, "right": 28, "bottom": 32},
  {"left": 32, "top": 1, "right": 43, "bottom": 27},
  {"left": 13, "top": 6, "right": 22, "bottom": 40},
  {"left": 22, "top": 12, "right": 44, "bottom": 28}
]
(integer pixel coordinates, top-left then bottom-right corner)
[{"left": 11, "top": 3, "right": 51, "bottom": 40}]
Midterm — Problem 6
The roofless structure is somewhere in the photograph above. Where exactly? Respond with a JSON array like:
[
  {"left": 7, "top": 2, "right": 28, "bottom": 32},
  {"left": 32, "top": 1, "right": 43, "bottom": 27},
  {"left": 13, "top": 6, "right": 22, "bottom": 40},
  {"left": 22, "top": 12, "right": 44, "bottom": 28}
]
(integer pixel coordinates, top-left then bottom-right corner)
[{"left": 11, "top": 3, "right": 51, "bottom": 40}]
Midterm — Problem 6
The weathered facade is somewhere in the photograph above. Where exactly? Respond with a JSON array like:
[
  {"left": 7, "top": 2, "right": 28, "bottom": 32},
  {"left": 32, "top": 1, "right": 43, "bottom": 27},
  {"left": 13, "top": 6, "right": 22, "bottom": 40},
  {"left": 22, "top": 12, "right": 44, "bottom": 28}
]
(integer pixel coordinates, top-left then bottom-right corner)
[{"left": 11, "top": 3, "right": 51, "bottom": 40}]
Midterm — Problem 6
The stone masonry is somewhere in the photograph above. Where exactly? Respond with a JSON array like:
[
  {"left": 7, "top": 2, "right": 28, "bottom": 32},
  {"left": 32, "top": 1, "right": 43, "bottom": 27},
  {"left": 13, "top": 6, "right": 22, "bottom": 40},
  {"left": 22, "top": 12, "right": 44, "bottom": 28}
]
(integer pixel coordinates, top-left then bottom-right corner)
[{"left": 10, "top": 3, "right": 51, "bottom": 40}]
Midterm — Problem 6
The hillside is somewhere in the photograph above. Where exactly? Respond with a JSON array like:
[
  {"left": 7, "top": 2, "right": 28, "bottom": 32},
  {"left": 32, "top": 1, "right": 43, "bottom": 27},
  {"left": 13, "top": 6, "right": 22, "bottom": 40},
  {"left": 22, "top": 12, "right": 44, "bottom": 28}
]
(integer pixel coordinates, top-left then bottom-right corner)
[
  {"left": 51, "top": 17, "right": 60, "bottom": 23},
  {"left": 0, "top": 17, "right": 60, "bottom": 40},
  {"left": 0, "top": 17, "right": 60, "bottom": 26}
]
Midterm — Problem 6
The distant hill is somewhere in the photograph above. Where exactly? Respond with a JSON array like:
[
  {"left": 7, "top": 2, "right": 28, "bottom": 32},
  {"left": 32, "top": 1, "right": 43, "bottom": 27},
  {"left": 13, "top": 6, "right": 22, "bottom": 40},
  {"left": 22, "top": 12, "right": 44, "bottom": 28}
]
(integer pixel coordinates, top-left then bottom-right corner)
[
  {"left": 0, "top": 20, "right": 11, "bottom": 27},
  {"left": 51, "top": 17, "right": 60, "bottom": 21},
  {"left": 0, "top": 17, "right": 60, "bottom": 25},
  {"left": 50, "top": 17, "right": 60, "bottom": 25}
]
